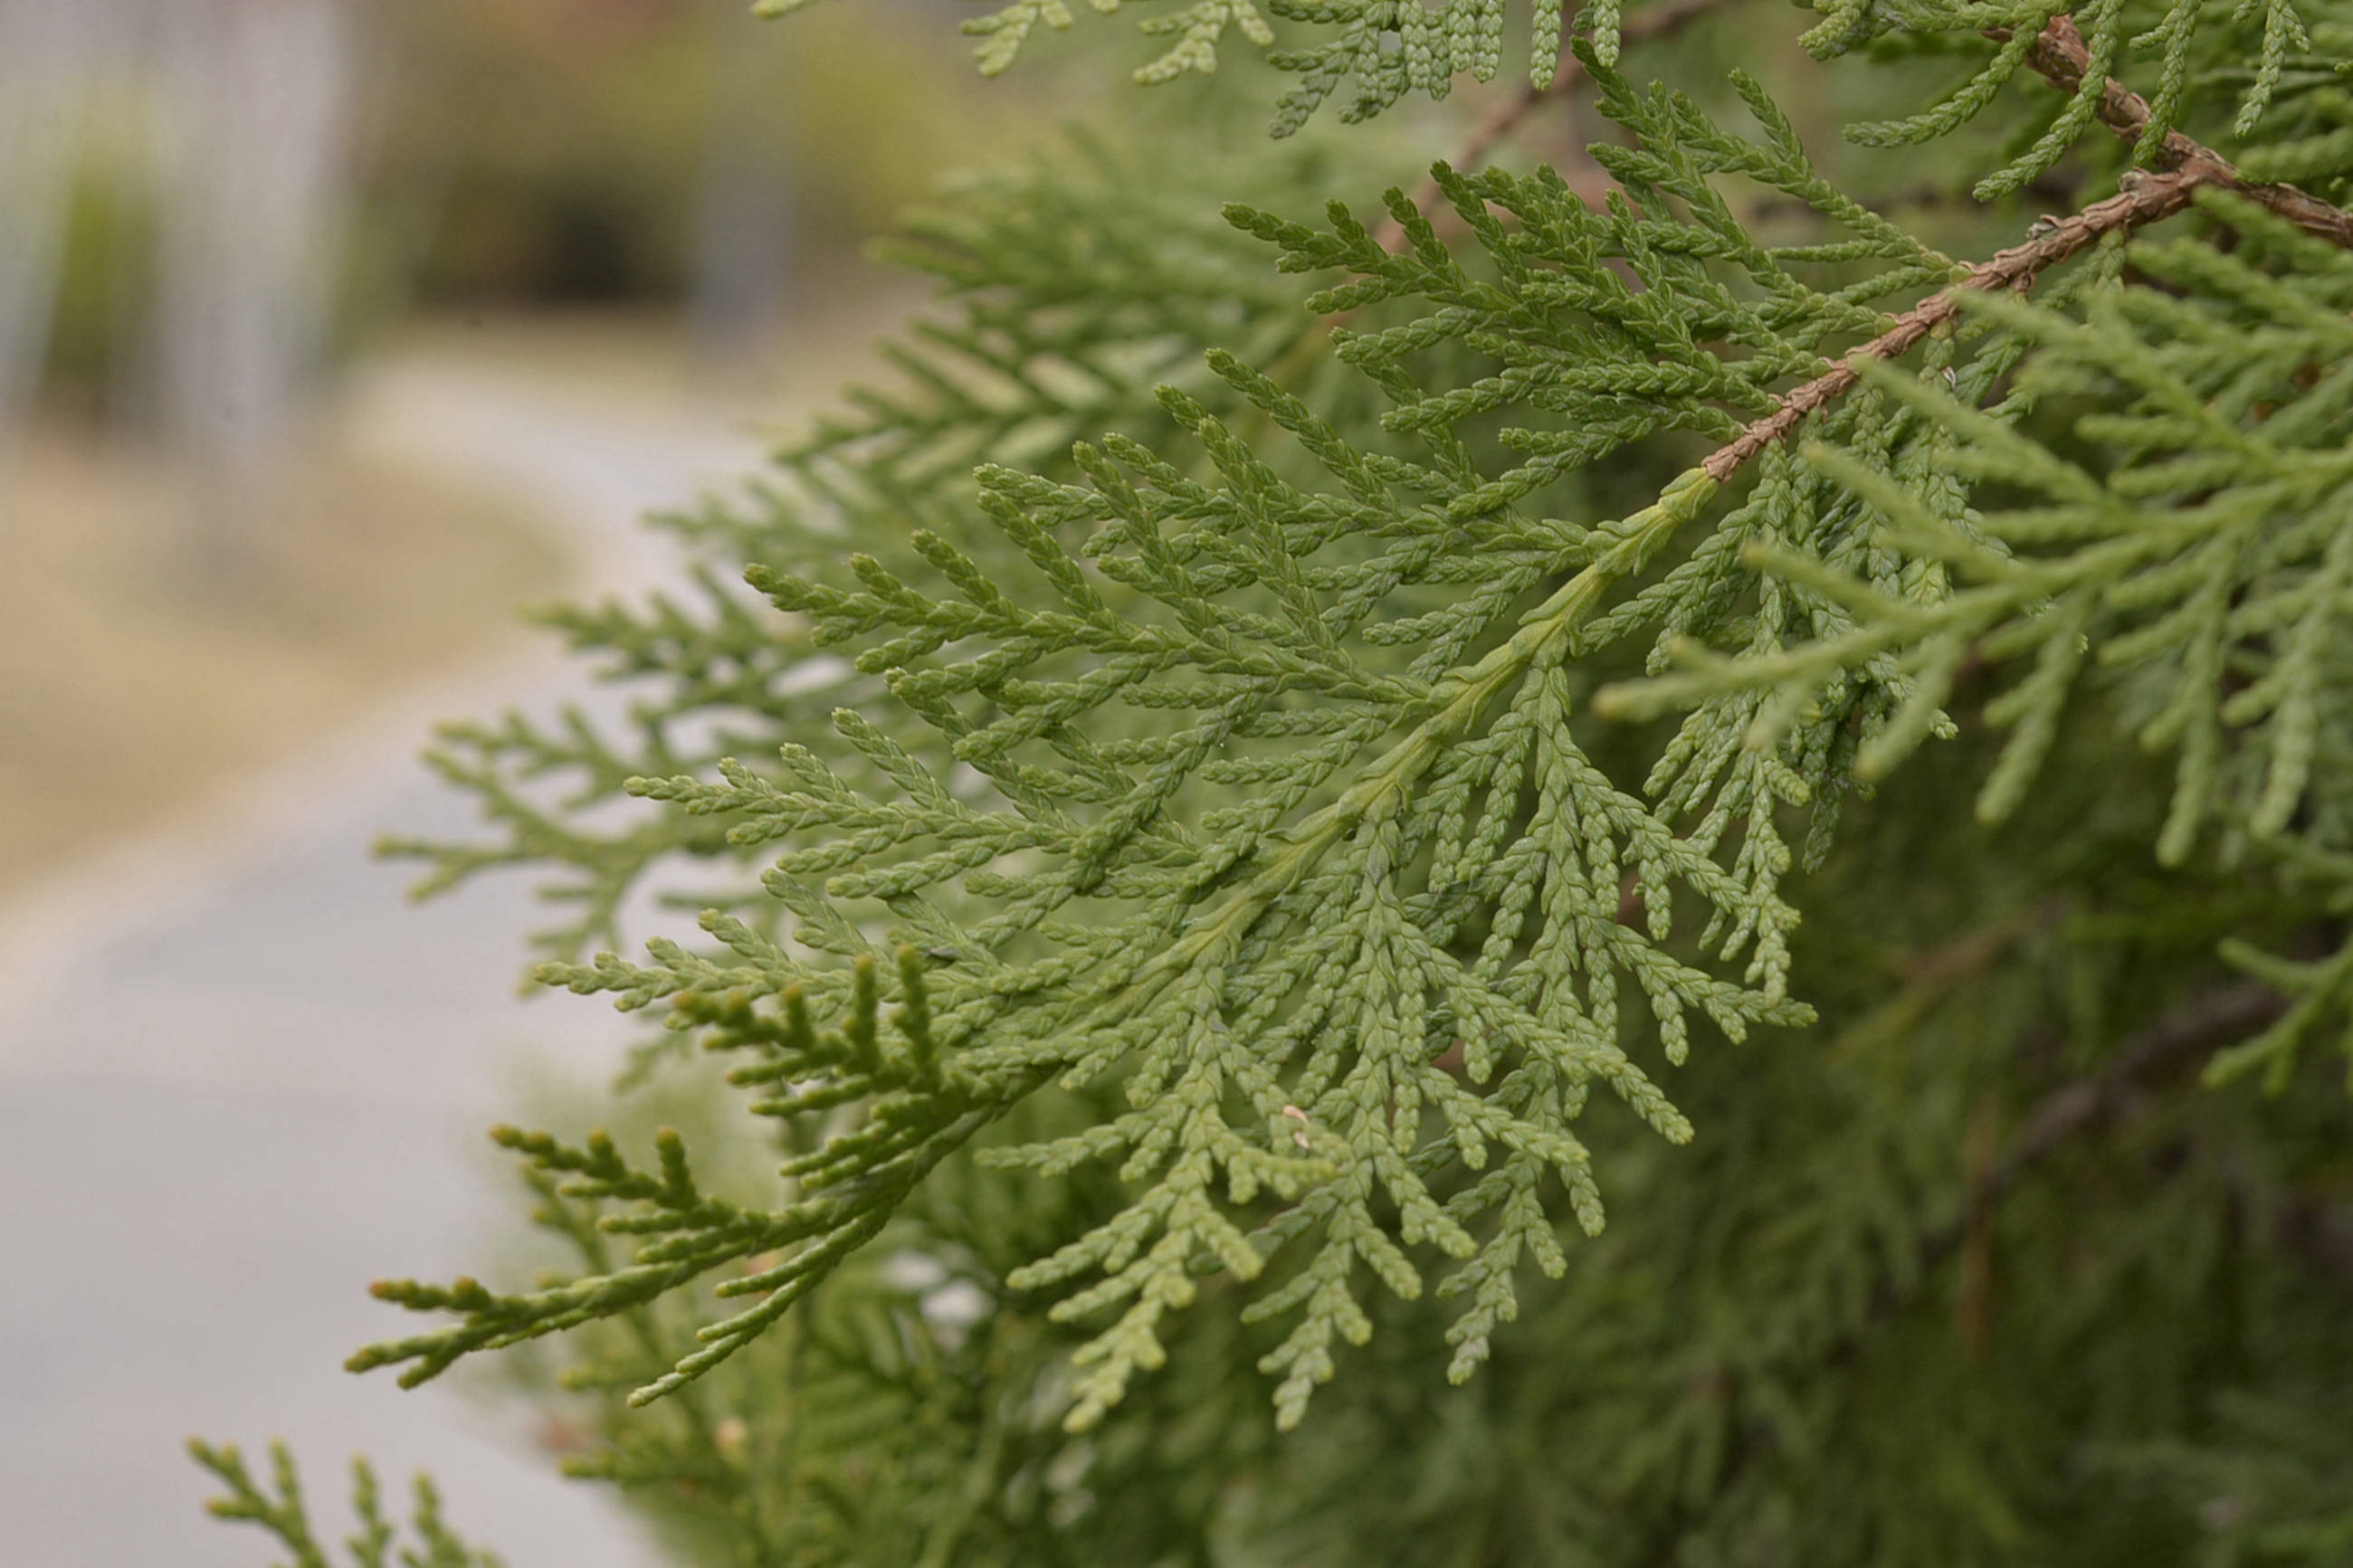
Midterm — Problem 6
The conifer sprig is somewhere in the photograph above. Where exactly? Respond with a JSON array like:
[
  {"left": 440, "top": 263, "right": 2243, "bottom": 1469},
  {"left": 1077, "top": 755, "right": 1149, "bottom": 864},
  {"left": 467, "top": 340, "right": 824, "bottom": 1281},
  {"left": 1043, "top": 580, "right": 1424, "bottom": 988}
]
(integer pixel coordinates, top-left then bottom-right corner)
[
  {"left": 755, "top": 0, "right": 1706, "bottom": 124},
  {"left": 760, "top": 0, "right": 2346, "bottom": 167},
  {"left": 352, "top": 950, "right": 987, "bottom": 1399},
  {"left": 191, "top": 1441, "right": 503, "bottom": 1568},
  {"left": 1823, "top": 0, "right": 2318, "bottom": 197},
  {"left": 1698, "top": 147, "right": 2223, "bottom": 489}
]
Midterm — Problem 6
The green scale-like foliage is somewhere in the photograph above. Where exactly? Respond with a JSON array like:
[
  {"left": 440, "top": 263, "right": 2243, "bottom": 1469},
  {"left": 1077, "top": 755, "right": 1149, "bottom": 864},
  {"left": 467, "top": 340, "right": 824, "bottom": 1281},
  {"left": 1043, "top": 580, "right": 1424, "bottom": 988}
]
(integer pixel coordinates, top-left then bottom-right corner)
[
  {"left": 754, "top": 0, "right": 1533, "bottom": 120},
  {"left": 190, "top": 1441, "right": 506, "bottom": 1568}
]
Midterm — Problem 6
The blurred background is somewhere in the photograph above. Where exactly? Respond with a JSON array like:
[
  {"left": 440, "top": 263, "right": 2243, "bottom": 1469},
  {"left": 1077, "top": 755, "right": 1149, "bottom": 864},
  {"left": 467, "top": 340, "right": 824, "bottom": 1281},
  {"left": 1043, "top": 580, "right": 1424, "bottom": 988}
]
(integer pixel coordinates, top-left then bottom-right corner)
[
  {"left": 0, "top": 0, "right": 1066, "bottom": 889},
  {"left": 0, "top": 2, "right": 1070, "bottom": 1562}
]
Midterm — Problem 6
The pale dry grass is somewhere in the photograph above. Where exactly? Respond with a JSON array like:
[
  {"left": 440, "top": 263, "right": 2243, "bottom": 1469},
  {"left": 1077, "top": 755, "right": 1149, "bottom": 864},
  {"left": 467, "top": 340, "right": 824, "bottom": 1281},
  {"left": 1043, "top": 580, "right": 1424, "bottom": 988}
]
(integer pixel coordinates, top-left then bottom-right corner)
[
  {"left": 0, "top": 287, "right": 924, "bottom": 900},
  {"left": 0, "top": 413, "right": 567, "bottom": 893}
]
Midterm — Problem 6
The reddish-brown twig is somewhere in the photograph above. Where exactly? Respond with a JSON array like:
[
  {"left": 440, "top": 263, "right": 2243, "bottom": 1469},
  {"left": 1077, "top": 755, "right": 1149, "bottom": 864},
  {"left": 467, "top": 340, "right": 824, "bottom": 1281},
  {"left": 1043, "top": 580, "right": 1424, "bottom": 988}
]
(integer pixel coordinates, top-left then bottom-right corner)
[
  {"left": 2008, "top": 14, "right": 2353, "bottom": 248},
  {"left": 1703, "top": 153, "right": 2208, "bottom": 480}
]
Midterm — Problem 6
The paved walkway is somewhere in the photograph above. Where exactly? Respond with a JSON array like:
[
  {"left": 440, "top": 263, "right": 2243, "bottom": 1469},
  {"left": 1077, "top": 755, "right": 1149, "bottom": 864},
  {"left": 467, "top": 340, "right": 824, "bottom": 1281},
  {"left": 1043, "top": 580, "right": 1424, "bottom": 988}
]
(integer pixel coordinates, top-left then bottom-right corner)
[{"left": 0, "top": 355, "right": 777, "bottom": 1567}]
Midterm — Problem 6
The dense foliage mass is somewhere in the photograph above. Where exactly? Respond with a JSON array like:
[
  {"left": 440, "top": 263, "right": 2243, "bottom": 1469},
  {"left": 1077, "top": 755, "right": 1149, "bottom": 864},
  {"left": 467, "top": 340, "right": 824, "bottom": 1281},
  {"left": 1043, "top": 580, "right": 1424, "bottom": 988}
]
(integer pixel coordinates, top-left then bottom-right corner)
[{"left": 205, "top": 2, "right": 2353, "bottom": 1563}]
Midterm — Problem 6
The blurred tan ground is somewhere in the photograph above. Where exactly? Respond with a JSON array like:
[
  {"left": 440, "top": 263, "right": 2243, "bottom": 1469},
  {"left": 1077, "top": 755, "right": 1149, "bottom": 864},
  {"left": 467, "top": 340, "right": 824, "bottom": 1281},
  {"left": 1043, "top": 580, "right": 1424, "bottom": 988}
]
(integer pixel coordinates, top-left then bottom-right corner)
[
  {"left": 0, "top": 287, "right": 914, "bottom": 902},
  {"left": 391, "top": 269, "right": 921, "bottom": 423},
  {"left": 0, "top": 414, "right": 567, "bottom": 894}
]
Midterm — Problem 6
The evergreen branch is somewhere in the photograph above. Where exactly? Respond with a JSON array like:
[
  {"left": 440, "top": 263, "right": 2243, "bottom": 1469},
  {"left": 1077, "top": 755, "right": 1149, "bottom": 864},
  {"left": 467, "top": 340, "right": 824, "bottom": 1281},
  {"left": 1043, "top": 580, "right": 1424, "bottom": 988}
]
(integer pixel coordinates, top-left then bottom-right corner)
[
  {"left": 350, "top": 954, "right": 986, "bottom": 1401},
  {"left": 167, "top": 0, "right": 2353, "bottom": 1557},
  {"left": 1837, "top": 0, "right": 2326, "bottom": 196},
  {"left": 773, "top": 0, "right": 1645, "bottom": 122},
  {"left": 349, "top": 9, "right": 2353, "bottom": 1464},
  {"left": 1604, "top": 185, "right": 2353, "bottom": 870},
  {"left": 191, "top": 1442, "right": 503, "bottom": 1568},
  {"left": 359, "top": 48, "right": 2101, "bottom": 1431}
]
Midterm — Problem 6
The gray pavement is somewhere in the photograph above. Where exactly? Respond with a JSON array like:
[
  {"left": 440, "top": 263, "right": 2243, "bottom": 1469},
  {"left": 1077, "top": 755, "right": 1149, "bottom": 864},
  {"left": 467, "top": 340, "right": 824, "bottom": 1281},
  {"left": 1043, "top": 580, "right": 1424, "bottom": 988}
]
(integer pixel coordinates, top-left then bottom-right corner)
[{"left": 0, "top": 358, "right": 776, "bottom": 1566}]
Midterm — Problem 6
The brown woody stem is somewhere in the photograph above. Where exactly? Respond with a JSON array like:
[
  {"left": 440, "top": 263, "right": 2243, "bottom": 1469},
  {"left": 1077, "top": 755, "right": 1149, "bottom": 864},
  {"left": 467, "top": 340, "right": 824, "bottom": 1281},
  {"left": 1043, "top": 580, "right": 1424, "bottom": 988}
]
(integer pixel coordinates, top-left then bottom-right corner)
[{"left": 2011, "top": 14, "right": 2353, "bottom": 249}]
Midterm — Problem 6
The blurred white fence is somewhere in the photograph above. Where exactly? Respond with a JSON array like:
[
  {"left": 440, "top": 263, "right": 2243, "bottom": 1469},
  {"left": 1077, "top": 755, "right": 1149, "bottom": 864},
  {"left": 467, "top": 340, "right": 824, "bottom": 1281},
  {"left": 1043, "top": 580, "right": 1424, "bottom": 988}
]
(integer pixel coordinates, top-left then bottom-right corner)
[{"left": 0, "top": 0, "right": 352, "bottom": 504}]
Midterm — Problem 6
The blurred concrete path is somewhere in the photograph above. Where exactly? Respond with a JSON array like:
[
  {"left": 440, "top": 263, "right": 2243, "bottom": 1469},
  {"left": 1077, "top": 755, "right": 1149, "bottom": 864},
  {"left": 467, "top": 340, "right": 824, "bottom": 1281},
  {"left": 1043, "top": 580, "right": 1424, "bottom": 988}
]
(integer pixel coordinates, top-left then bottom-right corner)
[{"left": 0, "top": 351, "right": 778, "bottom": 1567}]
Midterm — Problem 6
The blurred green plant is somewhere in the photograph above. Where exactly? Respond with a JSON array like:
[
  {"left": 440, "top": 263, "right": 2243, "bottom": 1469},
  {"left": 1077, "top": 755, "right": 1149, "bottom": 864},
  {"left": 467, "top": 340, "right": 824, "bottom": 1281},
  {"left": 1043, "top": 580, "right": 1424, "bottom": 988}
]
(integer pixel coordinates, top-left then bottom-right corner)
[{"left": 373, "top": 1, "right": 1061, "bottom": 305}]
